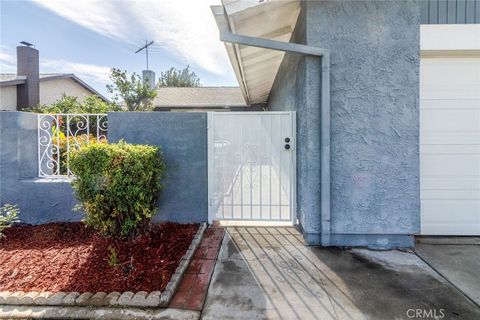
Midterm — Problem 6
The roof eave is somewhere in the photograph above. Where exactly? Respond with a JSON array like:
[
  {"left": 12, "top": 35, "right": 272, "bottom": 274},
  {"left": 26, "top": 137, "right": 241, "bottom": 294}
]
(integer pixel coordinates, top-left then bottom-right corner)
[
  {"left": 0, "top": 75, "right": 27, "bottom": 87},
  {"left": 154, "top": 103, "right": 248, "bottom": 108},
  {"left": 211, "top": 5, "right": 251, "bottom": 105},
  {"left": 0, "top": 79, "right": 26, "bottom": 86},
  {"left": 40, "top": 74, "right": 110, "bottom": 103},
  {"left": 211, "top": 1, "right": 301, "bottom": 105}
]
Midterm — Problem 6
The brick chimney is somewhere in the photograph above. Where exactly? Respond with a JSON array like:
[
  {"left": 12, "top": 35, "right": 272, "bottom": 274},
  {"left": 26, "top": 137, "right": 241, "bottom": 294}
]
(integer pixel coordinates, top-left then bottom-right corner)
[{"left": 16, "top": 45, "right": 39, "bottom": 109}]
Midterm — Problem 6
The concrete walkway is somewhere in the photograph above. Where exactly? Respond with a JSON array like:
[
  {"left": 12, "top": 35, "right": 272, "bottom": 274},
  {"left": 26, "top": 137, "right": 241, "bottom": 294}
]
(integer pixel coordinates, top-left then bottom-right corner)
[{"left": 201, "top": 227, "right": 480, "bottom": 320}]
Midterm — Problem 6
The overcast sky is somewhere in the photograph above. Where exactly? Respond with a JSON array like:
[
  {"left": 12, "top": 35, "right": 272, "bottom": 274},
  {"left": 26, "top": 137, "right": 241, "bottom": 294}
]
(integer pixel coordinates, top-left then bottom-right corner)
[{"left": 0, "top": 0, "right": 237, "bottom": 98}]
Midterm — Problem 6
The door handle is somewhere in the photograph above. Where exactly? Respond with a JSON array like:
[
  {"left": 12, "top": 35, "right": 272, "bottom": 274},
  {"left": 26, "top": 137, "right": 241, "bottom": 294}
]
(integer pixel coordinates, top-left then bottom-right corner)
[{"left": 285, "top": 144, "right": 290, "bottom": 150}]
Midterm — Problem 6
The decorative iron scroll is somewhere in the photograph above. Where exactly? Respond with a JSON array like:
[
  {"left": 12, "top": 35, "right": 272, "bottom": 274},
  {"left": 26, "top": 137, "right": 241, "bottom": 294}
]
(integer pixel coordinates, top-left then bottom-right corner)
[{"left": 37, "top": 114, "right": 107, "bottom": 177}]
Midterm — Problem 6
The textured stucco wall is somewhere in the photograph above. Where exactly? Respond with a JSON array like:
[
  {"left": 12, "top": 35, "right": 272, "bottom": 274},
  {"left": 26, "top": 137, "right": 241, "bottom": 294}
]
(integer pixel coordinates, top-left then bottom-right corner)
[
  {"left": 0, "top": 111, "right": 208, "bottom": 225},
  {"left": 311, "top": 0, "right": 420, "bottom": 247},
  {"left": 0, "top": 112, "right": 80, "bottom": 224},
  {"left": 268, "top": 1, "right": 420, "bottom": 248},
  {"left": 0, "top": 87, "right": 17, "bottom": 111},
  {"left": 40, "top": 78, "right": 93, "bottom": 105},
  {"left": 268, "top": 5, "right": 323, "bottom": 240},
  {"left": 108, "top": 112, "right": 208, "bottom": 223}
]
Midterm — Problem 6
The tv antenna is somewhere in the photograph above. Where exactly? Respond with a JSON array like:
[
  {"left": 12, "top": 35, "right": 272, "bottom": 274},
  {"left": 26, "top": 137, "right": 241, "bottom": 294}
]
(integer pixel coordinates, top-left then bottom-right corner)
[{"left": 135, "top": 40, "right": 154, "bottom": 70}]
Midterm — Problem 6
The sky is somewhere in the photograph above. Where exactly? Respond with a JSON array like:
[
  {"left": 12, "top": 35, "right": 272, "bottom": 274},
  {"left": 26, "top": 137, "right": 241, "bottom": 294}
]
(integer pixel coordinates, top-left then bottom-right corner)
[{"left": 0, "top": 0, "right": 238, "bottom": 99}]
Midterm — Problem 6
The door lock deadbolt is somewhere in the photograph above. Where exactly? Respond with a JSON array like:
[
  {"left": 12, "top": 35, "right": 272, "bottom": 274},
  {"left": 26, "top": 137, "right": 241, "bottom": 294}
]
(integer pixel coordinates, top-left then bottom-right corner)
[{"left": 285, "top": 137, "right": 290, "bottom": 143}]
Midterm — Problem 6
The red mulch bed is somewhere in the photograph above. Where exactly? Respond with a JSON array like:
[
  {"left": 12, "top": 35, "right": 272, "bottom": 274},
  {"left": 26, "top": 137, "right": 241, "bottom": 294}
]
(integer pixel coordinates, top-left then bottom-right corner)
[{"left": 0, "top": 222, "right": 198, "bottom": 293}]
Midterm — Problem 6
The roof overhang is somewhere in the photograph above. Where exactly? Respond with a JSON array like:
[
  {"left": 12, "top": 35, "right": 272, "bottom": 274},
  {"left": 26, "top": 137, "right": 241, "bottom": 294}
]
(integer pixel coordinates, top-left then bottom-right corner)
[
  {"left": 0, "top": 74, "right": 109, "bottom": 102},
  {"left": 40, "top": 74, "right": 110, "bottom": 102},
  {"left": 212, "top": 0, "right": 301, "bottom": 105},
  {"left": 0, "top": 75, "right": 26, "bottom": 87}
]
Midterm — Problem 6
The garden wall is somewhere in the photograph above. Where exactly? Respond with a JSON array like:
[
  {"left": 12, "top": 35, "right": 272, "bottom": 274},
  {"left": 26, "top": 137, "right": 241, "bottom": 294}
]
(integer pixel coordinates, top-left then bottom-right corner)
[
  {"left": 0, "top": 112, "right": 79, "bottom": 224},
  {"left": 0, "top": 111, "right": 208, "bottom": 224},
  {"left": 106, "top": 112, "right": 207, "bottom": 223}
]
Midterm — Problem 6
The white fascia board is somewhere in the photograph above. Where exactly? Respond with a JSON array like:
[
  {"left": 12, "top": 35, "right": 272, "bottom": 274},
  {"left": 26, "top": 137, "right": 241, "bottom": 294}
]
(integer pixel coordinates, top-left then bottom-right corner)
[
  {"left": 421, "top": 24, "right": 480, "bottom": 53},
  {"left": 221, "top": 0, "right": 270, "bottom": 15},
  {"left": 211, "top": 5, "right": 251, "bottom": 105},
  {"left": 211, "top": 5, "right": 230, "bottom": 32}
]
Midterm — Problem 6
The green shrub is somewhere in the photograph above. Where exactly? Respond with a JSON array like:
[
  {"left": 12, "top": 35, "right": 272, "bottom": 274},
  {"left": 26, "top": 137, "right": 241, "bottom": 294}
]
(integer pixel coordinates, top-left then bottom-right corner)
[
  {"left": 0, "top": 204, "right": 19, "bottom": 238},
  {"left": 69, "top": 141, "right": 165, "bottom": 238},
  {"left": 26, "top": 95, "right": 121, "bottom": 113}
]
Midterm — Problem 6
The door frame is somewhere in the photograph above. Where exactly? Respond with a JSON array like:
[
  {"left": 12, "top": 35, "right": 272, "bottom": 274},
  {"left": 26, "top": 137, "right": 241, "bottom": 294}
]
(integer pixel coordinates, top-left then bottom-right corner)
[{"left": 207, "top": 111, "right": 296, "bottom": 225}]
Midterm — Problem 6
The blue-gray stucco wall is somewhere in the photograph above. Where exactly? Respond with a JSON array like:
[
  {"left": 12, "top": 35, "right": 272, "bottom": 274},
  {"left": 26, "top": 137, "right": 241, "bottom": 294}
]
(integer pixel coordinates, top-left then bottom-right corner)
[
  {"left": 0, "top": 111, "right": 208, "bottom": 224},
  {"left": 0, "top": 112, "right": 80, "bottom": 224},
  {"left": 108, "top": 112, "right": 208, "bottom": 223},
  {"left": 268, "top": 5, "right": 323, "bottom": 242},
  {"left": 269, "top": 1, "right": 420, "bottom": 248}
]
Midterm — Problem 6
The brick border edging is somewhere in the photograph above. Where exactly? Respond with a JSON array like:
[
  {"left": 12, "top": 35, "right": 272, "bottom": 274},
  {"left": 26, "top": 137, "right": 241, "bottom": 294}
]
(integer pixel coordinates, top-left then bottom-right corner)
[
  {"left": 0, "top": 222, "right": 207, "bottom": 308},
  {"left": 159, "top": 222, "right": 207, "bottom": 307},
  {"left": 0, "top": 305, "right": 201, "bottom": 320}
]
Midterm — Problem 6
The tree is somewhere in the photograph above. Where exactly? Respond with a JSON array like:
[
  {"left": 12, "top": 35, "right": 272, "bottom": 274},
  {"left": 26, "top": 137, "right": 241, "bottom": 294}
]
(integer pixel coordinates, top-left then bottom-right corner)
[
  {"left": 107, "top": 68, "right": 157, "bottom": 111},
  {"left": 158, "top": 65, "right": 201, "bottom": 87},
  {"left": 82, "top": 95, "right": 122, "bottom": 113}
]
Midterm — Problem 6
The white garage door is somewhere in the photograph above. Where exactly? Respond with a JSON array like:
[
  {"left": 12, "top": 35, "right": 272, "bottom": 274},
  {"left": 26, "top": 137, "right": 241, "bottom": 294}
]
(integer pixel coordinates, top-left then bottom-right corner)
[{"left": 420, "top": 56, "right": 480, "bottom": 235}]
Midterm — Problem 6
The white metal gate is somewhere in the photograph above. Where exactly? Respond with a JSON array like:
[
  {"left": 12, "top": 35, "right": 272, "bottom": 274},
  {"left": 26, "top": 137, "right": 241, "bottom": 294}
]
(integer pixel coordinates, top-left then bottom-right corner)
[{"left": 208, "top": 112, "right": 296, "bottom": 223}]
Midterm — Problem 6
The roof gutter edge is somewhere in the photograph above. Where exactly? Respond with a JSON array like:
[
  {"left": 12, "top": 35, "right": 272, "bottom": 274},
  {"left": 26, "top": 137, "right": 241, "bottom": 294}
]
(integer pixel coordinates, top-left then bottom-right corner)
[{"left": 211, "top": 5, "right": 251, "bottom": 105}]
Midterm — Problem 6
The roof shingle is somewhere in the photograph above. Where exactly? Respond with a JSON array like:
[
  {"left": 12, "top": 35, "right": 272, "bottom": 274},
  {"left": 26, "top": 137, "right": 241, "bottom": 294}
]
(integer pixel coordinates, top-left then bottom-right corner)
[{"left": 153, "top": 87, "right": 247, "bottom": 107}]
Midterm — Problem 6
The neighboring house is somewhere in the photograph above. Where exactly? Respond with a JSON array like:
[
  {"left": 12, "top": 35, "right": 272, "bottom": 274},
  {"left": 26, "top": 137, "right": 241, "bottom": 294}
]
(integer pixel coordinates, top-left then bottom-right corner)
[
  {"left": 0, "top": 45, "right": 108, "bottom": 111},
  {"left": 211, "top": 0, "right": 480, "bottom": 247},
  {"left": 153, "top": 86, "right": 262, "bottom": 111}
]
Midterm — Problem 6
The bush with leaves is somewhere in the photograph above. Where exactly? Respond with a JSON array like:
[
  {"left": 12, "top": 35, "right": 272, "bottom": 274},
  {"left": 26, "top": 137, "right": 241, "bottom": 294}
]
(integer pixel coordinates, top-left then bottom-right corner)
[
  {"left": 26, "top": 95, "right": 121, "bottom": 114},
  {"left": 158, "top": 65, "right": 201, "bottom": 87},
  {"left": 53, "top": 132, "right": 107, "bottom": 175},
  {"left": 0, "top": 204, "right": 19, "bottom": 238},
  {"left": 69, "top": 141, "right": 165, "bottom": 238},
  {"left": 107, "top": 68, "right": 157, "bottom": 111}
]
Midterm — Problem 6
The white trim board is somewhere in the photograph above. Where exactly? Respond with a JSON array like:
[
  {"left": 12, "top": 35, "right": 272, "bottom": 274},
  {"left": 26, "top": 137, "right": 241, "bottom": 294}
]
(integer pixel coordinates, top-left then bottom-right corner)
[{"left": 421, "top": 24, "right": 480, "bottom": 52}]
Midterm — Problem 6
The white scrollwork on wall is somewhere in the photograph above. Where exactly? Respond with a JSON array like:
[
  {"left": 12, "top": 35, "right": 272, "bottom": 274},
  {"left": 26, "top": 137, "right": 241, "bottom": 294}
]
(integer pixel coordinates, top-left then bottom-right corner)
[{"left": 37, "top": 114, "right": 108, "bottom": 177}]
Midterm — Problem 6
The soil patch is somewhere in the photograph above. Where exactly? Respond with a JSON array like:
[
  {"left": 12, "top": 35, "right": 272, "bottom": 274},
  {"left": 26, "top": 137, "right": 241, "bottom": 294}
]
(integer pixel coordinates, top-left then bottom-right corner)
[{"left": 0, "top": 222, "right": 198, "bottom": 293}]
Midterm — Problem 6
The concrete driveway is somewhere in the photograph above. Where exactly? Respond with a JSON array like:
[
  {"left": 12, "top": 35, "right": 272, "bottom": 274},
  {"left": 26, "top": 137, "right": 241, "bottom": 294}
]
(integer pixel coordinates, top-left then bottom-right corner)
[
  {"left": 415, "top": 237, "right": 480, "bottom": 307},
  {"left": 201, "top": 227, "right": 480, "bottom": 320}
]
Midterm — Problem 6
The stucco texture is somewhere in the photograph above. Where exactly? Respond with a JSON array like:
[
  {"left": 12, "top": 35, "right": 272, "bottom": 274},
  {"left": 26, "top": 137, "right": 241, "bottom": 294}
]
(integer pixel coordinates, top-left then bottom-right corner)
[
  {"left": 269, "top": 1, "right": 420, "bottom": 247},
  {"left": 1, "top": 111, "right": 208, "bottom": 225},
  {"left": 0, "top": 112, "right": 80, "bottom": 224},
  {"left": 108, "top": 112, "right": 208, "bottom": 223},
  {"left": 39, "top": 78, "right": 93, "bottom": 105},
  {"left": 268, "top": 6, "right": 323, "bottom": 240},
  {"left": 0, "top": 86, "right": 17, "bottom": 111},
  {"left": 308, "top": 0, "right": 420, "bottom": 238}
]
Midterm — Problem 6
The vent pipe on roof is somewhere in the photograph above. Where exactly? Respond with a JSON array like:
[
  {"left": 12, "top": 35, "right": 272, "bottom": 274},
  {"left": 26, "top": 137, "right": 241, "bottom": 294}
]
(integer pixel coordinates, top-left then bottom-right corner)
[
  {"left": 16, "top": 44, "right": 39, "bottom": 109},
  {"left": 142, "top": 70, "right": 156, "bottom": 89}
]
